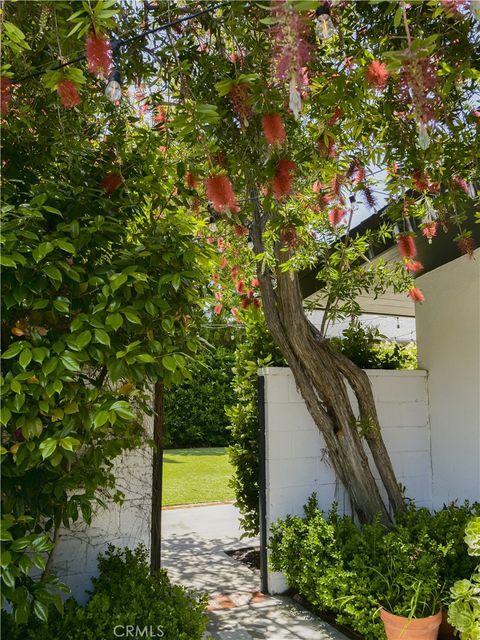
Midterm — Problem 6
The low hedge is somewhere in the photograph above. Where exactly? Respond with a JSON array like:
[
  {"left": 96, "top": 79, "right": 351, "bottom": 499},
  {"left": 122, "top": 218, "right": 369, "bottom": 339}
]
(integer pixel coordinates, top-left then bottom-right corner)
[
  {"left": 270, "top": 497, "right": 480, "bottom": 640},
  {"left": 2, "top": 545, "right": 208, "bottom": 640}
]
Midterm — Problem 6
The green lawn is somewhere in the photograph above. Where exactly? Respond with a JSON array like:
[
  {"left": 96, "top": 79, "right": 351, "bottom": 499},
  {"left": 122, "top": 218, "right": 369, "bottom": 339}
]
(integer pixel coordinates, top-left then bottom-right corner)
[{"left": 162, "top": 447, "right": 235, "bottom": 507}]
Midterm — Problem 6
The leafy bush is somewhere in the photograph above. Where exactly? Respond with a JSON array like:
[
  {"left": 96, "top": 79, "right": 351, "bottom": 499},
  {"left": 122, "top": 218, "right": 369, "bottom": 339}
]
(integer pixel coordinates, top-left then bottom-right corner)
[
  {"left": 270, "top": 496, "right": 480, "bottom": 640},
  {"left": 448, "top": 517, "right": 480, "bottom": 640},
  {"left": 164, "top": 345, "right": 236, "bottom": 448},
  {"left": 227, "top": 316, "right": 284, "bottom": 536},
  {"left": 331, "top": 321, "right": 417, "bottom": 370},
  {"left": 2, "top": 545, "right": 208, "bottom": 640}
]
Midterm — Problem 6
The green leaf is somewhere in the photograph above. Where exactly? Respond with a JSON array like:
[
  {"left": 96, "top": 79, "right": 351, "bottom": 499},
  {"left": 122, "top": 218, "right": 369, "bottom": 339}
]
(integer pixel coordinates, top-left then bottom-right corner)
[
  {"left": 59, "top": 437, "right": 80, "bottom": 451},
  {"left": 110, "top": 273, "right": 128, "bottom": 292},
  {"left": 19, "top": 349, "right": 32, "bottom": 369},
  {"left": 162, "top": 355, "right": 177, "bottom": 372},
  {"left": 93, "top": 410, "right": 110, "bottom": 428},
  {"left": 110, "top": 401, "right": 135, "bottom": 420},
  {"left": 76, "top": 330, "right": 92, "bottom": 349},
  {"left": 94, "top": 328, "right": 111, "bottom": 346},
  {"left": 33, "top": 600, "right": 49, "bottom": 623},
  {"left": 33, "top": 241, "right": 54, "bottom": 262},
  {"left": 2, "top": 342, "right": 25, "bottom": 359},
  {"left": 1, "top": 407, "right": 12, "bottom": 426},
  {"left": 56, "top": 239, "right": 75, "bottom": 253},
  {"left": 44, "top": 265, "right": 62, "bottom": 284},
  {"left": 123, "top": 310, "right": 141, "bottom": 324},
  {"left": 60, "top": 353, "right": 81, "bottom": 372},
  {"left": 106, "top": 313, "right": 123, "bottom": 330},
  {"left": 39, "top": 438, "right": 57, "bottom": 460}
]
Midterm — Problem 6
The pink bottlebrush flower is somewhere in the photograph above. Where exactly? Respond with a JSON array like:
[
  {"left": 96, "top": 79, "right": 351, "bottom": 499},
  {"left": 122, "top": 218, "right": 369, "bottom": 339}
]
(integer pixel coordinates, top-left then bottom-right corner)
[
  {"left": 405, "top": 259, "right": 424, "bottom": 273},
  {"left": 317, "top": 192, "right": 334, "bottom": 208},
  {"left": 452, "top": 176, "right": 469, "bottom": 194},
  {"left": 230, "top": 265, "right": 240, "bottom": 280},
  {"left": 234, "top": 224, "right": 249, "bottom": 237},
  {"left": 353, "top": 165, "right": 366, "bottom": 185},
  {"left": 206, "top": 236, "right": 215, "bottom": 245},
  {"left": 217, "top": 237, "right": 225, "bottom": 251},
  {"left": 159, "top": 145, "right": 167, "bottom": 155},
  {"left": 458, "top": 235, "right": 476, "bottom": 257},
  {"left": 214, "top": 303, "right": 223, "bottom": 315},
  {"left": 262, "top": 113, "right": 286, "bottom": 145},
  {"left": 219, "top": 256, "right": 228, "bottom": 269},
  {"left": 215, "top": 291, "right": 223, "bottom": 301},
  {"left": 397, "top": 234, "right": 417, "bottom": 259},
  {"left": 228, "top": 83, "right": 252, "bottom": 128},
  {"left": 327, "top": 107, "right": 343, "bottom": 126},
  {"left": 312, "top": 181, "right": 323, "bottom": 193},
  {"left": 101, "top": 172, "right": 123, "bottom": 194},
  {"left": 236, "top": 280, "right": 245, "bottom": 294},
  {"left": 272, "top": 159, "right": 296, "bottom": 201},
  {"left": 154, "top": 106, "right": 166, "bottom": 126},
  {"left": 409, "top": 287, "right": 425, "bottom": 303},
  {"left": 251, "top": 277, "right": 260, "bottom": 288},
  {"left": 366, "top": 60, "right": 389, "bottom": 89},
  {"left": 185, "top": 172, "right": 199, "bottom": 190},
  {"left": 329, "top": 207, "right": 347, "bottom": 226},
  {"left": 317, "top": 136, "right": 337, "bottom": 158},
  {"left": 85, "top": 32, "right": 112, "bottom": 78},
  {"left": 205, "top": 174, "right": 240, "bottom": 214},
  {"left": 330, "top": 174, "right": 345, "bottom": 198},
  {"left": 0, "top": 77, "right": 12, "bottom": 115},
  {"left": 399, "top": 56, "right": 438, "bottom": 123},
  {"left": 422, "top": 221, "right": 438, "bottom": 240},
  {"left": 57, "top": 79, "right": 81, "bottom": 109}
]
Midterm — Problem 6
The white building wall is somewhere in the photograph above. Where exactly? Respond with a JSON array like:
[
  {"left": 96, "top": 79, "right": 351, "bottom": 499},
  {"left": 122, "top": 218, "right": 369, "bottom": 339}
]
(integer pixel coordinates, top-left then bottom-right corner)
[
  {"left": 50, "top": 416, "right": 153, "bottom": 604},
  {"left": 261, "top": 367, "right": 431, "bottom": 594},
  {"left": 415, "top": 249, "right": 480, "bottom": 509}
]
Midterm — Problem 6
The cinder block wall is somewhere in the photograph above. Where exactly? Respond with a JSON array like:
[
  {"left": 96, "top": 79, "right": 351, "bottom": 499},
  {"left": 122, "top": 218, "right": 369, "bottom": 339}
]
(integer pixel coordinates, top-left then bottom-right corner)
[{"left": 261, "top": 367, "right": 431, "bottom": 594}]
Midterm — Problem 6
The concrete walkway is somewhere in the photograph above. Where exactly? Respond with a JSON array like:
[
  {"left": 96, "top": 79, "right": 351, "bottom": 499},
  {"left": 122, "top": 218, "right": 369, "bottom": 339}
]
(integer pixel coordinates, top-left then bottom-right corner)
[{"left": 161, "top": 504, "right": 349, "bottom": 640}]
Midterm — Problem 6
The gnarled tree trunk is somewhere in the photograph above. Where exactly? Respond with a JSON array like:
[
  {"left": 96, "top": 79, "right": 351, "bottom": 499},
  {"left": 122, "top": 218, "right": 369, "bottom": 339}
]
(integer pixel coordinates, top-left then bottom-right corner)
[{"left": 251, "top": 196, "right": 405, "bottom": 524}]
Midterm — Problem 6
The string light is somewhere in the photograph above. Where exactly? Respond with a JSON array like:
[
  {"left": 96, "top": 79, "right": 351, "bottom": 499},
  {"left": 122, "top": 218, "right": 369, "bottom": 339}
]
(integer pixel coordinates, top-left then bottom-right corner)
[
  {"left": 105, "top": 69, "right": 122, "bottom": 103},
  {"left": 208, "top": 206, "right": 218, "bottom": 232},
  {"left": 315, "top": 3, "right": 335, "bottom": 42},
  {"left": 247, "top": 234, "right": 254, "bottom": 250}
]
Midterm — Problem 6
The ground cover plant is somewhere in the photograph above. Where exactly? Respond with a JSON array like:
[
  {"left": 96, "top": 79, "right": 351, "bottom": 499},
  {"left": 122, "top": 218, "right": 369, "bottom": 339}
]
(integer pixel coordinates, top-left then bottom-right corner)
[
  {"left": 270, "top": 496, "right": 480, "bottom": 639},
  {"left": 1, "top": 545, "right": 208, "bottom": 640},
  {"left": 163, "top": 447, "right": 235, "bottom": 506}
]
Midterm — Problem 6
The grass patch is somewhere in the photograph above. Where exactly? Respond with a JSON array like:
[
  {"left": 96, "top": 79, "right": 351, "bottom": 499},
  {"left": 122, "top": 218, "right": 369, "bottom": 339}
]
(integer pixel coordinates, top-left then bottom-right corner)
[{"left": 162, "top": 447, "right": 235, "bottom": 506}]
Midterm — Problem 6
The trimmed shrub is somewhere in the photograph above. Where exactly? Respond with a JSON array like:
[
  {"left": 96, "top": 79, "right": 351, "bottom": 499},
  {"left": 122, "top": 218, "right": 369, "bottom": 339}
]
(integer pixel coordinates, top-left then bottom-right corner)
[
  {"left": 164, "top": 345, "right": 236, "bottom": 448},
  {"left": 227, "top": 317, "right": 284, "bottom": 536},
  {"left": 2, "top": 545, "right": 208, "bottom": 640},
  {"left": 270, "top": 497, "right": 480, "bottom": 640}
]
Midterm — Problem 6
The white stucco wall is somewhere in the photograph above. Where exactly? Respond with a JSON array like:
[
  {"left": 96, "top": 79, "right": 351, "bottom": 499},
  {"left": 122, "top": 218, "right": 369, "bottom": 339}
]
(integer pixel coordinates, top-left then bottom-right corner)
[
  {"left": 261, "top": 367, "right": 431, "bottom": 594},
  {"left": 415, "top": 249, "right": 480, "bottom": 509},
  {"left": 51, "top": 416, "right": 153, "bottom": 604}
]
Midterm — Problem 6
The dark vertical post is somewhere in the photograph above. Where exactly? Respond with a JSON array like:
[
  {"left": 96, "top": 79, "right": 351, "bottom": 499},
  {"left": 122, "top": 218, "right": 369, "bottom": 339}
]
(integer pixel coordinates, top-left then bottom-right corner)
[
  {"left": 257, "top": 375, "right": 268, "bottom": 594},
  {"left": 150, "top": 381, "right": 165, "bottom": 572}
]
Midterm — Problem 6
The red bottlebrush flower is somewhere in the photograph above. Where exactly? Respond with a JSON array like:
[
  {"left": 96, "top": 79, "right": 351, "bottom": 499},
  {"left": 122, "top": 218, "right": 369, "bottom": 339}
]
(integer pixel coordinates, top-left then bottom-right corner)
[
  {"left": 185, "top": 172, "right": 199, "bottom": 190},
  {"left": 262, "top": 113, "right": 286, "bottom": 145},
  {"left": 236, "top": 280, "right": 245, "bottom": 294},
  {"left": 101, "top": 172, "right": 123, "bottom": 194},
  {"left": 312, "top": 181, "right": 323, "bottom": 193},
  {"left": 57, "top": 80, "right": 80, "bottom": 109},
  {"left": 330, "top": 174, "right": 345, "bottom": 197},
  {"left": 240, "top": 297, "right": 251, "bottom": 310},
  {"left": 234, "top": 224, "right": 249, "bottom": 237},
  {"left": 362, "top": 185, "right": 376, "bottom": 209},
  {"left": 154, "top": 106, "right": 166, "bottom": 126},
  {"left": 0, "top": 77, "right": 12, "bottom": 115},
  {"left": 206, "top": 236, "right": 215, "bottom": 245},
  {"left": 408, "top": 287, "right": 425, "bottom": 303},
  {"left": 228, "top": 83, "right": 252, "bottom": 128},
  {"left": 327, "top": 107, "right": 343, "bottom": 126},
  {"left": 272, "top": 159, "right": 296, "bottom": 201},
  {"left": 399, "top": 55, "right": 438, "bottom": 123},
  {"left": 219, "top": 256, "right": 228, "bottom": 269},
  {"left": 251, "top": 277, "right": 260, "bottom": 288},
  {"left": 353, "top": 165, "right": 366, "bottom": 185},
  {"left": 230, "top": 265, "right": 240, "bottom": 280},
  {"left": 217, "top": 237, "right": 225, "bottom": 251},
  {"left": 458, "top": 235, "right": 476, "bottom": 257},
  {"left": 422, "top": 221, "right": 438, "bottom": 241},
  {"left": 317, "top": 136, "right": 337, "bottom": 158},
  {"left": 215, "top": 291, "right": 223, "bottom": 301},
  {"left": 329, "top": 207, "right": 347, "bottom": 226},
  {"left": 271, "top": 3, "right": 311, "bottom": 83},
  {"left": 412, "top": 170, "right": 430, "bottom": 192},
  {"left": 405, "top": 260, "right": 424, "bottom": 273},
  {"left": 280, "top": 223, "right": 300, "bottom": 248},
  {"left": 252, "top": 298, "right": 261, "bottom": 309},
  {"left": 452, "top": 176, "right": 469, "bottom": 194},
  {"left": 205, "top": 174, "right": 240, "bottom": 214},
  {"left": 85, "top": 32, "right": 112, "bottom": 78},
  {"left": 214, "top": 303, "right": 223, "bottom": 315},
  {"left": 366, "top": 60, "right": 389, "bottom": 89},
  {"left": 397, "top": 234, "right": 417, "bottom": 259}
]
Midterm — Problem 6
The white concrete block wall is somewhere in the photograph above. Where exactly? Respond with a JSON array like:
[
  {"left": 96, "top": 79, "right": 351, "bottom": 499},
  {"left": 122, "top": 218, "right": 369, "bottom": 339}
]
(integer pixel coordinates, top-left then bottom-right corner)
[
  {"left": 50, "top": 414, "right": 153, "bottom": 604},
  {"left": 261, "top": 367, "right": 431, "bottom": 594},
  {"left": 415, "top": 250, "right": 480, "bottom": 509}
]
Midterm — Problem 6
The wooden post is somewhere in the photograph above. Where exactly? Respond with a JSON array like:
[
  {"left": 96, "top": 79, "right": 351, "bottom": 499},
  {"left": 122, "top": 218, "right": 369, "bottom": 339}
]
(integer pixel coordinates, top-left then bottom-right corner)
[{"left": 150, "top": 381, "right": 165, "bottom": 572}]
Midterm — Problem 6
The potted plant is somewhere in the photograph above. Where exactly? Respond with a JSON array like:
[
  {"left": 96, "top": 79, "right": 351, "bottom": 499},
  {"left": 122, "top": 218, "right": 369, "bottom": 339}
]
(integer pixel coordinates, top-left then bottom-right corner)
[
  {"left": 374, "top": 537, "right": 445, "bottom": 640},
  {"left": 448, "top": 517, "right": 480, "bottom": 640}
]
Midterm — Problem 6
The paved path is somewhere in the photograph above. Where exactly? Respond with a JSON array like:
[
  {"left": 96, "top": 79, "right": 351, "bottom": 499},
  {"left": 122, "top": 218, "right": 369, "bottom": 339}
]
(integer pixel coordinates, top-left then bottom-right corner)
[{"left": 161, "top": 504, "right": 348, "bottom": 640}]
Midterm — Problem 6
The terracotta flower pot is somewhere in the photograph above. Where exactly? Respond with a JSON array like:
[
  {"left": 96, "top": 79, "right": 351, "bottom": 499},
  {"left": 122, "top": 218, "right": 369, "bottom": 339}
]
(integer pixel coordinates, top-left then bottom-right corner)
[{"left": 380, "top": 607, "right": 442, "bottom": 640}]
